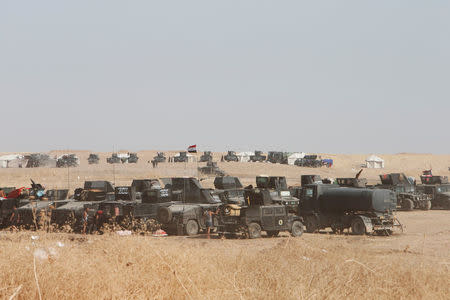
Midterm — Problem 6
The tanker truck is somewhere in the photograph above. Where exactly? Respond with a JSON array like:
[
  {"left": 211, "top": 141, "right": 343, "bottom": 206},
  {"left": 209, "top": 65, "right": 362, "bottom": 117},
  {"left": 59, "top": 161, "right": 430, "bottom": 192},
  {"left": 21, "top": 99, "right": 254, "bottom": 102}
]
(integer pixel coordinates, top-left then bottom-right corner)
[{"left": 299, "top": 183, "right": 400, "bottom": 235}]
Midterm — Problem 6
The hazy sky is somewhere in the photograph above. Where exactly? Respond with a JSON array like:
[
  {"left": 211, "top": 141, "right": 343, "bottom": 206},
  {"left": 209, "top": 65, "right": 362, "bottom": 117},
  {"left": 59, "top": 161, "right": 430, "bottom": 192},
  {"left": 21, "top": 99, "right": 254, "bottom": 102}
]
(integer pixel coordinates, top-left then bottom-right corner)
[{"left": 1, "top": 1, "right": 449, "bottom": 153}]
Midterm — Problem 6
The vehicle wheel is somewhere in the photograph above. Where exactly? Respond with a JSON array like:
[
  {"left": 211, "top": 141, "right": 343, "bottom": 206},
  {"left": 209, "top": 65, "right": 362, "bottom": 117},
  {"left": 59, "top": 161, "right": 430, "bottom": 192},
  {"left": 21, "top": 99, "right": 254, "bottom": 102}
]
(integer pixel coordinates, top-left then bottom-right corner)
[
  {"left": 423, "top": 200, "right": 432, "bottom": 210},
  {"left": 351, "top": 217, "right": 366, "bottom": 235},
  {"left": 305, "top": 216, "right": 318, "bottom": 233},
  {"left": 266, "top": 230, "right": 279, "bottom": 237},
  {"left": 291, "top": 221, "right": 304, "bottom": 237},
  {"left": 247, "top": 223, "right": 261, "bottom": 239},
  {"left": 156, "top": 207, "right": 172, "bottom": 224},
  {"left": 184, "top": 220, "right": 199, "bottom": 236},
  {"left": 401, "top": 199, "right": 414, "bottom": 211}
]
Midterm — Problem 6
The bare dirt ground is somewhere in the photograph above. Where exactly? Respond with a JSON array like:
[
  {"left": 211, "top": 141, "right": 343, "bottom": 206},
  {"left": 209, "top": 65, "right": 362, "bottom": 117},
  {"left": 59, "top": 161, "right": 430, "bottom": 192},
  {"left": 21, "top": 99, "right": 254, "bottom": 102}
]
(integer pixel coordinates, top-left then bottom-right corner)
[{"left": 0, "top": 151, "right": 449, "bottom": 299}]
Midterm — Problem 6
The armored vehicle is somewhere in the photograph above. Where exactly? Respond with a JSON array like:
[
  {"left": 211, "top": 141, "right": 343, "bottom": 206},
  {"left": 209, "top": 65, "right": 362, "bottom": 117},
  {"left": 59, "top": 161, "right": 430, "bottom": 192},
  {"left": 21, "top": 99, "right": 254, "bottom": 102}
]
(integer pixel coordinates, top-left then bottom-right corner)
[
  {"left": 131, "top": 179, "right": 161, "bottom": 200},
  {"left": 267, "top": 152, "right": 289, "bottom": 164},
  {"left": 300, "top": 183, "right": 399, "bottom": 235},
  {"left": 56, "top": 154, "right": 79, "bottom": 168},
  {"left": 250, "top": 151, "right": 266, "bottom": 162},
  {"left": 213, "top": 176, "right": 245, "bottom": 206},
  {"left": 128, "top": 153, "right": 139, "bottom": 163},
  {"left": 51, "top": 181, "right": 115, "bottom": 230},
  {"left": 18, "top": 199, "right": 73, "bottom": 228},
  {"left": 199, "top": 151, "right": 213, "bottom": 162},
  {"left": 294, "top": 155, "right": 323, "bottom": 168},
  {"left": 87, "top": 154, "right": 100, "bottom": 164},
  {"left": 375, "top": 173, "right": 431, "bottom": 210},
  {"left": 223, "top": 151, "right": 238, "bottom": 162},
  {"left": 217, "top": 189, "right": 304, "bottom": 239},
  {"left": 152, "top": 152, "right": 166, "bottom": 163},
  {"left": 107, "top": 153, "right": 121, "bottom": 164},
  {"left": 174, "top": 152, "right": 189, "bottom": 163},
  {"left": 198, "top": 161, "right": 225, "bottom": 176},
  {"left": 25, "top": 153, "right": 55, "bottom": 168},
  {"left": 155, "top": 177, "right": 222, "bottom": 235},
  {"left": 254, "top": 176, "right": 299, "bottom": 214},
  {"left": 44, "top": 189, "right": 69, "bottom": 201},
  {"left": 416, "top": 172, "right": 450, "bottom": 209},
  {"left": 336, "top": 170, "right": 368, "bottom": 188}
]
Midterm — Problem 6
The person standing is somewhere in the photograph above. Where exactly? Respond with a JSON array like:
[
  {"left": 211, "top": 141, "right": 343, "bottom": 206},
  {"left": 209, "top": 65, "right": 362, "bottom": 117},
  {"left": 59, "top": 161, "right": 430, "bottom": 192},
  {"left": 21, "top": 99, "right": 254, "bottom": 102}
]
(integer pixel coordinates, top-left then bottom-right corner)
[
  {"left": 9, "top": 205, "right": 19, "bottom": 230},
  {"left": 82, "top": 207, "right": 89, "bottom": 234},
  {"left": 204, "top": 209, "right": 215, "bottom": 239}
]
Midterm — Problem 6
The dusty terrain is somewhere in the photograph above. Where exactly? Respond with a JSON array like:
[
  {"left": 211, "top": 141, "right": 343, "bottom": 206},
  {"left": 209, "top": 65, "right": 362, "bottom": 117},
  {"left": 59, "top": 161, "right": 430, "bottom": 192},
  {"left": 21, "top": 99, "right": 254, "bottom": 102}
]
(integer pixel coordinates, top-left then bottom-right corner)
[{"left": 0, "top": 151, "right": 449, "bottom": 299}]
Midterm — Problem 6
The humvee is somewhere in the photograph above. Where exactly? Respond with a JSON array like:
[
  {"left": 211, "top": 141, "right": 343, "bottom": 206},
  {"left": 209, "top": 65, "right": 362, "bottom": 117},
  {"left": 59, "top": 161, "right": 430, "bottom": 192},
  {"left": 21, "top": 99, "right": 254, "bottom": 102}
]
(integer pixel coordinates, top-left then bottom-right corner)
[
  {"left": 107, "top": 153, "right": 121, "bottom": 164},
  {"left": 174, "top": 152, "right": 189, "bottom": 163},
  {"left": 56, "top": 154, "right": 79, "bottom": 168},
  {"left": 223, "top": 151, "right": 238, "bottom": 162},
  {"left": 51, "top": 181, "right": 115, "bottom": 231},
  {"left": 198, "top": 161, "right": 225, "bottom": 176},
  {"left": 375, "top": 173, "right": 431, "bottom": 210},
  {"left": 217, "top": 189, "right": 304, "bottom": 239},
  {"left": 255, "top": 176, "right": 300, "bottom": 214},
  {"left": 267, "top": 152, "right": 288, "bottom": 164},
  {"left": 199, "top": 151, "right": 213, "bottom": 162},
  {"left": 128, "top": 153, "right": 139, "bottom": 163},
  {"left": 88, "top": 154, "right": 100, "bottom": 164},
  {"left": 416, "top": 173, "right": 450, "bottom": 209},
  {"left": 249, "top": 151, "right": 266, "bottom": 162},
  {"left": 152, "top": 152, "right": 166, "bottom": 163}
]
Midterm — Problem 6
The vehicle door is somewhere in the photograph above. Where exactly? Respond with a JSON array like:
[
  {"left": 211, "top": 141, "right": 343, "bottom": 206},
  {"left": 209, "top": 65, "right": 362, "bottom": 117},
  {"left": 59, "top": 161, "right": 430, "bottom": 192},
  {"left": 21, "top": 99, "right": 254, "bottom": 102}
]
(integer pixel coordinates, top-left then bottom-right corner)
[
  {"left": 273, "top": 206, "right": 287, "bottom": 230},
  {"left": 261, "top": 206, "right": 274, "bottom": 230}
]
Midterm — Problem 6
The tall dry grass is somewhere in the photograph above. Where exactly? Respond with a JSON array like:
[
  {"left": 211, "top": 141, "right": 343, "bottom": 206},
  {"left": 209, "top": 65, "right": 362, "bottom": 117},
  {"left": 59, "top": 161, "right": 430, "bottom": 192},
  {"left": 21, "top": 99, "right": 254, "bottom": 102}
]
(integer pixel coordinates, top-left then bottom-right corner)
[{"left": 0, "top": 231, "right": 448, "bottom": 300}]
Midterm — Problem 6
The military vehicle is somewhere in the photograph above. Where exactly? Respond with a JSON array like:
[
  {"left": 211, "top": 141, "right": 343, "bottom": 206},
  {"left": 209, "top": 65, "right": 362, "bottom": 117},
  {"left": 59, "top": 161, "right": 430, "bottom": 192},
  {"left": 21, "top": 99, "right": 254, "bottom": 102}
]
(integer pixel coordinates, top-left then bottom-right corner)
[
  {"left": 249, "top": 151, "right": 266, "bottom": 162},
  {"left": 217, "top": 189, "right": 304, "bottom": 239},
  {"left": 336, "top": 169, "right": 368, "bottom": 188},
  {"left": 25, "top": 153, "right": 55, "bottom": 168},
  {"left": 254, "top": 176, "right": 299, "bottom": 214},
  {"left": 198, "top": 161, "right": 226, "bottom": 176},
  {"left": 299, "top": 183, "right": 399, "bottom": 235},
  {"left": 199, "top": 151, "right": 213, "bottom": 162},
  {"left": 223, "top": 151, "right": 238, "bottom": 162},
  {"left": 56, "top": 154, "right": 79, "bottom": 168},
  {"left": 267, "top": 152, "right": 289, "bottom": 164},
  {"left": 51, "top": 181, "right": 115, "bottom": 231},
  {"left": 128, "top": 153, "right": 139, "bottom": 163},
  {"left": 375, "top": 173, "right": 431, "bottom": 210},
  {"left": 107, "top": 153, "right": 121, "bottom": 164},
  {"left": 18, "top": 199, "right": 73, "bottom": 229},
  {"left": 173, "top": 152, "right": 189, "bottom": 163},
  {"left": 416, "top": 171, "right": 450, "bottom": 209},
  {"left": 131, "top": 179, "right": 161, "bottom": 200},
  {"left": 155, "top": 177, "right": 222, "bottom": 235},
  {"left": 87, "top": 154, "right": 100, "bottom": 164},
  {"left": 44, "top": 189, "right": 69, "bottom": 201},
  {"left": 152, "top": 152, "right": 166, "bottom": 163},
  {"left": 294, "top": 155, "right": 323, "bottom": 168},
  {"left": 213, "top": 176, "right": 245, "bottom": 206}
]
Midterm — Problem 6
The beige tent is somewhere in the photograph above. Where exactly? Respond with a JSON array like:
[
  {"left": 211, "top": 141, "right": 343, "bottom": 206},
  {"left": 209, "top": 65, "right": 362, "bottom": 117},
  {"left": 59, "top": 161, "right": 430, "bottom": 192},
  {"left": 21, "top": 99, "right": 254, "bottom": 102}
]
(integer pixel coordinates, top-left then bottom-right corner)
[{"left": 365, "top": 155, "right": 384, "bottom": 169}]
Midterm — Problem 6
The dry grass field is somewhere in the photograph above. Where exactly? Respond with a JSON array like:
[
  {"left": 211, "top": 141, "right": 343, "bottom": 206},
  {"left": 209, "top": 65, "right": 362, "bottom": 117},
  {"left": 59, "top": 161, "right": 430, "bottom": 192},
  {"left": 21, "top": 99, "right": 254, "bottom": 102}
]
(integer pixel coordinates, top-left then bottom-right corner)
[{"left": 0, "top": 151, "right": 449, "bottom": 299}]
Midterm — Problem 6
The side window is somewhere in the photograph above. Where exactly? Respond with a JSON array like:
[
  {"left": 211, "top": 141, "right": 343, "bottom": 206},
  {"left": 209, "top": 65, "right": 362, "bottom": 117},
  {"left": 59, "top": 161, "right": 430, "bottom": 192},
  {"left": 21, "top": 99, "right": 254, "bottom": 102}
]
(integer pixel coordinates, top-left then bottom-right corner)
[
  {"left": 305, "top": 188, "right": 313, "bottom": 197},
  {"left": 263, "top": 208, "right": 273, "bottom": 216},
  {"left": 275, "top": 207, "right": 284, "bottom": 215}
]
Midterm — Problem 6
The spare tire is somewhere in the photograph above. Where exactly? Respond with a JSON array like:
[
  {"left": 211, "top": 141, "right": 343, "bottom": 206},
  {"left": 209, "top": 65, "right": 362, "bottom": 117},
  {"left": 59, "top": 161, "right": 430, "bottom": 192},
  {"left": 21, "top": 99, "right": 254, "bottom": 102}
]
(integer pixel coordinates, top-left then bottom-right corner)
[{"left": 157, "top": 206, "right": 172, "bottom": 224}]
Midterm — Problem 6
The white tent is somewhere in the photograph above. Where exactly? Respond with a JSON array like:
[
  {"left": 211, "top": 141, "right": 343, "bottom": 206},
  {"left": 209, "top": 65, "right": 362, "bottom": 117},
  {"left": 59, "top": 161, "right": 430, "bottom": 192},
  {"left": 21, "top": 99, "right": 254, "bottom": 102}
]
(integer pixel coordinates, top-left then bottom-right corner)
[
  {"left": 287, "top": 152, "right": 306, "bottom": 165},
  {"left": 0, "top": 154, "right": 26, "bottom": 168},
  {"left": 236, "top": 151, "right": 254, "bottom": 162},
  {"left": 365, "top": 155, "right": 384, "bottom": 169}
]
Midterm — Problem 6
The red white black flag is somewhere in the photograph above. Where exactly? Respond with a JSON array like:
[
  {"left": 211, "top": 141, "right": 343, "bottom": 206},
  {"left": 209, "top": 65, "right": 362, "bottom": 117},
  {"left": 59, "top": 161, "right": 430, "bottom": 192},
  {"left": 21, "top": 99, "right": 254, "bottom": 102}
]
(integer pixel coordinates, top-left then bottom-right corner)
[{"left": 187, "top": 145, "right": 197, "bottom": 153}]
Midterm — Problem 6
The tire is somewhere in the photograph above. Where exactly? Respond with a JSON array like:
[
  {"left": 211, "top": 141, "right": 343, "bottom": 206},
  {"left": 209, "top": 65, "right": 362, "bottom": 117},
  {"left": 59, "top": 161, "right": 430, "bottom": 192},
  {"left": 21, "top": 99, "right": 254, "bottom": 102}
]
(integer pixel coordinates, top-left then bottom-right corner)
[
  {"left": 291, "top": 221, "right": 304, "bottom": 237},
  {"left": 351, "top": 217, "right": 366, "bottom": 235},
  {"left": 247, "top": 223, "right": 261, "bottom": 239},
  {"left": 157, "top": 207, "right": 172, "bottom": 224},
  {"left": 331, "top": 224, "right": 344, "bottom": 234},
  {"left": 423, "top": 200, "right": 432, "bottom": 210},
  {"left": 402, "top": 199, "right": 414, "bottom": 211},
  {"left": 184, "top": 220, "right": 199, "bottom": 236},
  {"left": 266, "top": 230, "right": 279, "bottom": 237},
  {"left": 305, "top": 216, "right": 318, "bottom": 233}
]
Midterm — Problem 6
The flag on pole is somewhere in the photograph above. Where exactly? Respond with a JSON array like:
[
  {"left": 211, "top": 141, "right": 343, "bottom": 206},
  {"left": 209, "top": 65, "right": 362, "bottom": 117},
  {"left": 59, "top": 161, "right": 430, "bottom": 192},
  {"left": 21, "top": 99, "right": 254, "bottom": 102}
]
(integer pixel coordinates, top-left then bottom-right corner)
[{"left": 187, "top": 145, "right": 197, "bottom": 153}]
